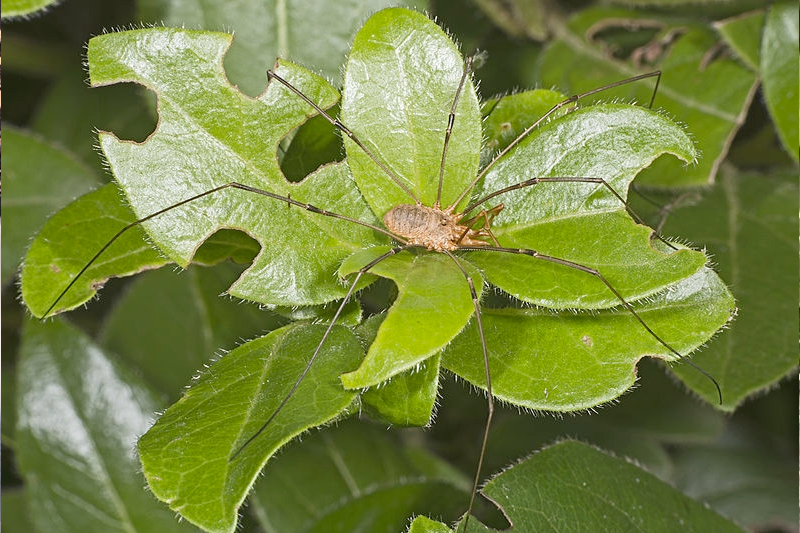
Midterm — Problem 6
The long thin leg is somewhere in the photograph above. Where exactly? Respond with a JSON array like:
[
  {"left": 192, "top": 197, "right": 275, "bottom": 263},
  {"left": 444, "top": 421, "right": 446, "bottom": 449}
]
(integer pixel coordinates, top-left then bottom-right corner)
[
  {"left": 229, "top": 245, "right": 409, "bottom": 461},
  {"left": 443, "top": 251, "right": 492, "bottom": 533},
  {"left": 267, "top": 70, "right": 420, "bottom": 205},
  {"left": 448, "top": 71, "right": 662, "bottom": 210},
  {"left": 462, "top": 175, "right": 678, "bottom": 251},
  {"left": 43, "top": 181, "right": 404, "bottom": 318},
  {"left": 458, "top": 244, "right": 722, "bottom": 403},
  {"left": 436, "top": 56, "right": 474, "bottom": 208}
]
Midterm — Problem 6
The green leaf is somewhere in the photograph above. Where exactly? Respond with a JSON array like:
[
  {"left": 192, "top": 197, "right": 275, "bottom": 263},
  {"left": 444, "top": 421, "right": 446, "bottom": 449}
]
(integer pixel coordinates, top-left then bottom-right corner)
[
  {"left": 101, "top": 264, "right": 286, "bottom": 400},
  {"left": 443, "top": 267, "right": 734, "bottom": 411},
  {"left": 408, "top": 515, "right": 453, "bottom": 533},
  {"left": 248, "top": 420, "right": 468, "bottom": 532},
  {"left": 3, "top": 126, "right": 100, "bottom": 283},
  {"left": 20, "top": 182, "right": 263, "bottom": 318},
  {"left": 1, "top": 489, "right": 38, "bottom": 533},
  {"left": 760, "top": 2, "right": 800, "bottom": 162},
  {"left": 137, "top": 323, "right": 363, "bottom": 533},
  {"left": 481, "top": 89, "right": 567, "bottom": 162},
  {"left": 1, "top": 0, "right": 59, "bottom": 18},
  {"left": 458, "top": 440, "right": 746, "bottom": 532},
  {"left": 341, "top": 7, "right": 482, "bottom": 215},
  {"left": 15, "top": 319, "right": 198, "bottom": 533},
  {"left": 537, "top": 7, "right": 759, "bottom": 187},
  {"left": 670, "top": 437, "right": 797, "bottom": 532},
  {"left": 20, "top": 184, "right": 167, "bottom": 317},
  {"left": 471, "top": 0, "right": 552, "bottom": 41},
  {"left": 455, "top": 359, "right": 725, "bottom": 484},
  {"left": 87, "top": 29, "right": 385, "bottom": 308},
  {"left": 471, "top": 103, "right": 706, "bottom": 308},
  {"left": 25, "top": 11, "right": 737, "bottom": 531},
  {"left": 358, "top": 314, "right": 441, "bottom": 426},
  {"left": 341, "top": 250, "right": 482, "bottom": 389},
  {"left": 138, "top": 0, "right": 429, "bottom": 94},
  {"left": 665, "top": 167, "right": 798, "bottom": 407},
  {"left": 713, "top": 10, "right": 765, "bottom": 71}
]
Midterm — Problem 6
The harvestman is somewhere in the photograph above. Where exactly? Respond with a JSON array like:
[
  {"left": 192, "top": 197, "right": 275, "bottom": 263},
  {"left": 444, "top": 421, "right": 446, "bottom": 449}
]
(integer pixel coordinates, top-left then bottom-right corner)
[{"left": 42, "top": 57, "right": 720, "bottom": 530}]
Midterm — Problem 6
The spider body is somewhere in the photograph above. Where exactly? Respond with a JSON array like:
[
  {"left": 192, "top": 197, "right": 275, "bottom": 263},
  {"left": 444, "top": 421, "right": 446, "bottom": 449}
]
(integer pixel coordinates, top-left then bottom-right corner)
[{"left": 383, "top": 203, "right": 503, "bottom": 251}]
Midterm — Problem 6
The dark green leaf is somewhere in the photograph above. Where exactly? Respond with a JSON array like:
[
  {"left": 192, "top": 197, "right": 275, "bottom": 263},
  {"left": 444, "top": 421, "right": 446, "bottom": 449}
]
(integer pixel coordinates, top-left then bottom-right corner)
[
  {"left": 280, "top": 110, "right": 344, "bottom": 181},
  {"left": 760, "top": 2, "right": 800, "bottom": 162},
  {"left": 1, "top": 490, "right": 37, "bottom": 532},
  {"left": 471, "top": 0, "right": 552, "bottom": 41},
  {"left": 138, "top": 323, "right": 363, "bottom": 533},
  {"left": 458, "top": 440, "right": 746, "bottom": 532},
  {"left": 101, "top": 264, "right": 285, "bottom": 400},
  {"left": 248, "top": 420, "right": 467, "bottom": 532},
  {"left": 713, "top": 9, "right": 765, "bottom": 71},
  {"left": 460, "top": 359, "right": 725, "bottom": 483},
  {"left": 15, "top": 319, "right": 198, "bottom": 533},
  {"left": 3, "top": 126, "right": 100, "bottom": 283},
  {"left": 31, "top": 68, "right": 155, "bottom": 174},
  {"left": 665, "top": 167, "right": 798, "bottom": 406},
  {"left": 537, "top": 7, "right": 759, "bottom": 187},
  {"left": 670, "top": 437, "right": 797, "bottom": 532}
]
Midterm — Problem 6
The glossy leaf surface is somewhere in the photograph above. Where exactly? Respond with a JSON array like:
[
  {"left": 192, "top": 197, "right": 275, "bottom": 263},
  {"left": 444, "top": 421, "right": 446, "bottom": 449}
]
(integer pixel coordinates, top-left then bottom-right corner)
[
  {"left": 15, "top": 319, "right": 198, "bottom": 533},
  {"left": 21, "top": 184, "right": 166, "bottom": 317},
  {"left": 341, "top": 8, "right": 482, "bottom": 215},
  {"left": 19, "top": 9, "right": 740, "bottom": 533},
  {"left": 90, "top": 29, "right": 385, "bottom": 307},
  {"left": 138, "top": 0, "right": 427, "bottom": 94},
  {"left": 137, "top": 323, "right": 364, "bottom": 533},
  {"left": 471, "top": 103, "right": 705, "bottom": 308}
]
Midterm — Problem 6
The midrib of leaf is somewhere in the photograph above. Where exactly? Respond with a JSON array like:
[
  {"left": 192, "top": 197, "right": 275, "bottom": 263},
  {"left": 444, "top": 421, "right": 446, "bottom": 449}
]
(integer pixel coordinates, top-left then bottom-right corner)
[
  {"left": 224, "top": 334, "right": 284, "bottom": 456},
  {"left": 275, "top": 0, "right": 289, "bottom": 59},
  {"left": 49, "top": 349, "right": 138, "bottom": 533},
  {"left": 51, "top": 483, "right": 127, "bottom": 532},
  {"left": 394, "top": 47, "right": 430, "bottom": 201},
  {"left": 322, "top": 431, "right": 360, "bottom": 497},
  {"left": 159, "top": 90, "right": 286, "bottom": 192}
]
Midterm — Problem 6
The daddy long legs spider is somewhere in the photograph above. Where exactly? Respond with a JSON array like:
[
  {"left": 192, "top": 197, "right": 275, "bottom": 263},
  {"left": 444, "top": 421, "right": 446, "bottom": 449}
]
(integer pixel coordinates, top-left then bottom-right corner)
[{"left": 23, "top": 8, "right": 732, "bottom": 532}]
